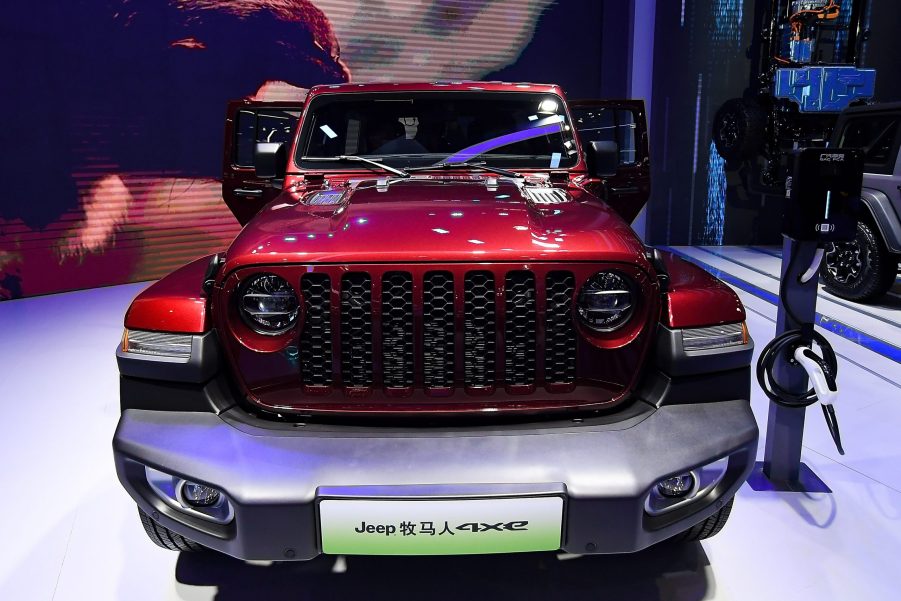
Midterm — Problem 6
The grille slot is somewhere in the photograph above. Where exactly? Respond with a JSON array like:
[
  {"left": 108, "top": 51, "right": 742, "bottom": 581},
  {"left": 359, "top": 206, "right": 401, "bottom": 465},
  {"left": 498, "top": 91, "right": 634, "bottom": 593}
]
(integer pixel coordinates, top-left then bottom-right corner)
[
  {"left": 504, "top": 271, "right": 537, "bottom": 386},
  {"left": 545, "top": 271, "right": 577, "bottom": 384},
  {"left": 300, "top": 273, "right": 332, "bottom": 386},
  {"left": 423, "top": 271, "right": 455, "bottom": 389},
  {"left": 340, "top": 273, "right": 373, "bottom": 387},
  {"left": 464, "top": 271, "right": 496, "bottom": 387},
  {"left": 381, "top": 272, "right": 414, "bottom": 388}
]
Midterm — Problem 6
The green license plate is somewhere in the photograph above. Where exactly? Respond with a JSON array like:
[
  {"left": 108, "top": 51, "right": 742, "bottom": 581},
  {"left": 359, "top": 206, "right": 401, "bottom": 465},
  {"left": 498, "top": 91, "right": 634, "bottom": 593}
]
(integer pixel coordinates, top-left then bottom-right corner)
[{"left": 318, "top": 496, "right": 563, "bottom": 556}]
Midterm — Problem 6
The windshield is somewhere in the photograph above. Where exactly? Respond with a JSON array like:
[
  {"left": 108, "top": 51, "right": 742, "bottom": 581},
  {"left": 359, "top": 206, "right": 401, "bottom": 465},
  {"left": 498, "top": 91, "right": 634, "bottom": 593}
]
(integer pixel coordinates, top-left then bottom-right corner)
[{"left": 295, "top": 91, "right": 579, "bottom": 171}]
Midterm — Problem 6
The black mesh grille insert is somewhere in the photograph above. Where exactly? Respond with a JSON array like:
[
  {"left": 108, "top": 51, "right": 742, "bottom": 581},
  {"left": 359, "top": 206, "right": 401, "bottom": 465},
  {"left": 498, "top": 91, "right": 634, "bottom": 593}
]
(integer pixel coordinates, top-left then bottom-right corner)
[
  {"left": 300, "top": 273, "right": 332, "bottom": 386},
  {"left": 381, "top": 272, "right": 414, "bottom": 388},
  {"left": 504, "top": 271, "right": 536, "bottom": 386},
  {"left": 423, "top": 271, "right": 455, "bottom": 388},
  {"left": 295, "top": 267, "right": 577, "bottom": 395},
  {"left": 340, "top": 273, "right": 373, "bottom": 387},
  {"left": 464, "top": 271, "right": 496, "bottom": 387},
  {"left": 545, "top": 271, "right": 576, "bottom": 384}
]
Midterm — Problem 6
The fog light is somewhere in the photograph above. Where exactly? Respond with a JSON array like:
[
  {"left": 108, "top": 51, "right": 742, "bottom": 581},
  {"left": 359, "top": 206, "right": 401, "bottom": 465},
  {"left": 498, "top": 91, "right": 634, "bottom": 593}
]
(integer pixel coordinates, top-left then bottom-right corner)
[
  {"left": 181, "top": 482, "right": 221, "bottom": 507},
  {"left": 645, "top": 456, "right": 729, "bottom": 516},
  {"left": 143, "top": 465, "right": 233, "bottom": 524},
  {"left": 656, "top": 473, "right": 695, "bottom": 498}
]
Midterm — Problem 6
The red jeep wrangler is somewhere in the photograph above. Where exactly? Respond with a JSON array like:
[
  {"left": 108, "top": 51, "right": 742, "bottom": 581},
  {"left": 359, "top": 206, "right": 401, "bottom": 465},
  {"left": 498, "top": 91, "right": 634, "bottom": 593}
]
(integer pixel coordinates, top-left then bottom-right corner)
[{"left": 113, "top": 82, "right": 757, "bottom": 559}]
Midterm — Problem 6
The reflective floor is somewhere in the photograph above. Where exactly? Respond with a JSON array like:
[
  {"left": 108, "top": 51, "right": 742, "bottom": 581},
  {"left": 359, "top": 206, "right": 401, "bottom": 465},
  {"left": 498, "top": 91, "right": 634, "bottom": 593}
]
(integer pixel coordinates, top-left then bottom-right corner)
[{"left": 0, "top": 246, "right": 899, "bottom": 601}]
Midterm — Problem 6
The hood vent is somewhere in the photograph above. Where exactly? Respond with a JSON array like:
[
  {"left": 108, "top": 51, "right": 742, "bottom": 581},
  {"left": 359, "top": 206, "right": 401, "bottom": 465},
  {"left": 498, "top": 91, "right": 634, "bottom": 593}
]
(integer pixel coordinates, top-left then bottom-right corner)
[
  {"left": 522, "top": 187, "right": 570, "bottom": 205},
  {"left": 306, "top": 190, "right": 346, "bottom": 206}
]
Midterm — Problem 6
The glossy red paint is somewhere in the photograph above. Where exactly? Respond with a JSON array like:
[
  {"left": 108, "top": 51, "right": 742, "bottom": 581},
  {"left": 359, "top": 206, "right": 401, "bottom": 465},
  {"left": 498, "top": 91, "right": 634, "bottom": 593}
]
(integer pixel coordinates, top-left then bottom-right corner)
[
  {"left": 199, "top": 81, "right": 749, "bottom": 418},
  {"left": 213, "top": 262, "right": 658, "bottom": 418},
  {"left": 124, "top": 255, "right": 213, "bottom": 333},
  {"left": 221, "top": 177, "right": 650, "bottom": 275},
  {"left": 660, "top": 251, "right": 746, "bottom": 328}
]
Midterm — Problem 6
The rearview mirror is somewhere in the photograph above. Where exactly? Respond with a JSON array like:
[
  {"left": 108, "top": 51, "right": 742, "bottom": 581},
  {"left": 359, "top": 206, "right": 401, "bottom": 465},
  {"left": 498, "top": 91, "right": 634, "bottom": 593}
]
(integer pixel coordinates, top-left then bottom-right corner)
[
  {"left": 254, "top": 142, "right": 287, "bottom": 179},
  {"left": 586, "top": 140, "right": 619, "bottom": 178}
]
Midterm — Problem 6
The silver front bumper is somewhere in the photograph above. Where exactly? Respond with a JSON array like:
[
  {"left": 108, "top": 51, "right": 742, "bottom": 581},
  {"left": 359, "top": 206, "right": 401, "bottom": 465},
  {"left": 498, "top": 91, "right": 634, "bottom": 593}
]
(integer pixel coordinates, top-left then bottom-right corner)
[{"left": 113, "top": 399, "right": 758, "bottom": 560}]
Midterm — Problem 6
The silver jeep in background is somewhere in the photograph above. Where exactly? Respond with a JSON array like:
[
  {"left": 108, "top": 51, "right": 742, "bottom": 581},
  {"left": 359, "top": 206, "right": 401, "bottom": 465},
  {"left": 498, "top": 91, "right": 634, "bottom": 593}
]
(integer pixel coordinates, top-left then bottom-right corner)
[{"left": 821, "top": 102, "right": 901, "bottom": 302}]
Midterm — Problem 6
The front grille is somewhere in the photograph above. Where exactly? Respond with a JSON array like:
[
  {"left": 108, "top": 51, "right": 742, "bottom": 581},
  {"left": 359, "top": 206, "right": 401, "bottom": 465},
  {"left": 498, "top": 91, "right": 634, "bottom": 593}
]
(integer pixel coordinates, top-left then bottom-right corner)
[
  {"left": 464, "top": 272, "right": 496, "bottom": 387},
  {"left": 545, "top": 272, "right": 577, "bottom": 384},
  {"left": 504, "top": 271, "right": 537, "bottom": 386},
  {"left": 300, "top": 274, "right": 332, "bottom": 386},
  {"left": 340, "top": 273, "right": 373, "bottom": 387},
  {"left": 423, "top": 271, "right": 455, "bottom": 389},
  {"left": 297, "top": 267, "right": 579, "bottom": 393},
  {"left": 381, "top": 272, "right": 414, "bottom": 388}
]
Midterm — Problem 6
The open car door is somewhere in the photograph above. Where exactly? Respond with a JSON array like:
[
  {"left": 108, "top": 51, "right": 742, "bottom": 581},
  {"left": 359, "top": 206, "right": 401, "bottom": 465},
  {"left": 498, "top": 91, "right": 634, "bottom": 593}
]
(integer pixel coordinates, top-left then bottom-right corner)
[
  {"left": 569, "top": 100, "right": 650, "bottom": 223},
  {"left": 223, "top": 100, "right": 304, "bottom": 225}
]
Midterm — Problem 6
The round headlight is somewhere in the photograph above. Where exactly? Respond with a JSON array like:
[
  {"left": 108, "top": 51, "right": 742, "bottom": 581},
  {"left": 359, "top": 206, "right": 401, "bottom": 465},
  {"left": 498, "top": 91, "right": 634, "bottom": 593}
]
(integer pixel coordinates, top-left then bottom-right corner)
[
  {"left": 577, "top": 271, "right": 636, "bottom": 332},
  {"left": 238, "top": 274, "right": 299, "bottom": 335}
]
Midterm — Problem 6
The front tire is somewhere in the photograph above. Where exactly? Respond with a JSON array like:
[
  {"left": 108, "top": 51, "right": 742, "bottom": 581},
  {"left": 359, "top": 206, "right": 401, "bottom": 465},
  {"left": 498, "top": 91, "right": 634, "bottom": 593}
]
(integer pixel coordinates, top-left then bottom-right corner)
[
  {"left": 672, "top": 497, "right": 734, "bottom": 542},
  {"left": 138, "top": 507, "right": 204, "bottom": 552},
  {"left": 821, "top": 221, "right": 898, "bottom": 302}
]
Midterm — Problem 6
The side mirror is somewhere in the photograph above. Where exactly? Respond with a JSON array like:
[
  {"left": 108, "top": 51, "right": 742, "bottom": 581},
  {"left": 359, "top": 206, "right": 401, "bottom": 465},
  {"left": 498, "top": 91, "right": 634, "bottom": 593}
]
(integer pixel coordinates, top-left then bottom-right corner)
[
  {"left": 254, "top": 142, "right": 287, "bottom": 179},
  {"left": 586, "top": 140, "right": 619, "bottom": 178}
]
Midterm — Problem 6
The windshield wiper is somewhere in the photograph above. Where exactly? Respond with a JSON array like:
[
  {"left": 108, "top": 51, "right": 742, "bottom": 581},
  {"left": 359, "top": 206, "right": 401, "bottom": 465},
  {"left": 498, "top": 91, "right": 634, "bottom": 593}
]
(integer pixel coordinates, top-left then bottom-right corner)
[
  {"left": 406, "top": 160, "right": 521, "bottom": 179},
  {"left": 301, "top": 155, "right": 410, "bottom": 178}
]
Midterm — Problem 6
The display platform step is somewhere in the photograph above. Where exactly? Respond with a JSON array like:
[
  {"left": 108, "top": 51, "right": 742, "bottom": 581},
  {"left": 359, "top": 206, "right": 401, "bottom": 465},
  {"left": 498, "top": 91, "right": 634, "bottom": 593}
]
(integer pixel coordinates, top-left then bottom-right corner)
[{"left": 746, "top": 461, "right": 832, "bottom": 493}]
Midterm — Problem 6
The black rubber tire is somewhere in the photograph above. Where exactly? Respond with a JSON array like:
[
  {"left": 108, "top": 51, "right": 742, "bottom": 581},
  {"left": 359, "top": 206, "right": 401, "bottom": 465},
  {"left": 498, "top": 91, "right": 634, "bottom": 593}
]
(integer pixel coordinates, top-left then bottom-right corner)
[
  {"left": 138, "top": 507, "right": 205, "bottom": 552},
  {"left": 672, "top": 497, "right": 734, "bottom": 542},
  {"left": 821, "top": 221, "right": 898, "bottom": 302},
  {"left": 712, "top": 98, "right": 766, "bottom": 163}
]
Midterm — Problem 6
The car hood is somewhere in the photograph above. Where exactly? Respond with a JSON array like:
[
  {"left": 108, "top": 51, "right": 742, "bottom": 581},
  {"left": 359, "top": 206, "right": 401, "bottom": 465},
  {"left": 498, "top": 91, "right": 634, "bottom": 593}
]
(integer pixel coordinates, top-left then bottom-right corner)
[{"left": 224, "top": 177, "right": 648, "bottom": 272}]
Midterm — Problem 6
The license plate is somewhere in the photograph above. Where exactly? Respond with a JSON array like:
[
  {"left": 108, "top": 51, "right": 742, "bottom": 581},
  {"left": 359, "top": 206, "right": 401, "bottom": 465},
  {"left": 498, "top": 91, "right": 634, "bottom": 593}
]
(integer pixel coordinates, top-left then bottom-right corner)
[{"left": 318, "top": 496, "right": 563, "bottom": 555}]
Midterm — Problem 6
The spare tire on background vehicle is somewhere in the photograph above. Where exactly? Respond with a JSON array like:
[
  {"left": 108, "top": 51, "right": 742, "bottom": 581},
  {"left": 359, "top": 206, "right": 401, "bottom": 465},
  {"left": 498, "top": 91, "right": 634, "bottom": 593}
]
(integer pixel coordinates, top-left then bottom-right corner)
[
  {"left": 821, "top": 221, "right": 899, "bottom": 302},
  {"left": 713, "top": 98, "right": 766, "bottom": 164}
]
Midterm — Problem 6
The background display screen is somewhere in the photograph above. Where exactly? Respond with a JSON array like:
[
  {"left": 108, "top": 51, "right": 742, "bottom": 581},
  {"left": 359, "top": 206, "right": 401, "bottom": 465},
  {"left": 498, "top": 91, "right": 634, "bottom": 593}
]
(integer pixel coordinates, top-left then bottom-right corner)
[{"left": 0, "top": 0, "right": 613, "bottom": 300}]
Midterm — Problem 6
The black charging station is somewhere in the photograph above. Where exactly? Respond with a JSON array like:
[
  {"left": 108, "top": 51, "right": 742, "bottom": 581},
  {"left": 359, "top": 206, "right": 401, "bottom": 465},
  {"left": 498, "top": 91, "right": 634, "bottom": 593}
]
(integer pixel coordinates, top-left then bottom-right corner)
[
  {"left": 749, "top": 147, "right": 864, "bottom": 493},
  {"left": 783, "top": 148, "right": 864, "bottom": 242}
]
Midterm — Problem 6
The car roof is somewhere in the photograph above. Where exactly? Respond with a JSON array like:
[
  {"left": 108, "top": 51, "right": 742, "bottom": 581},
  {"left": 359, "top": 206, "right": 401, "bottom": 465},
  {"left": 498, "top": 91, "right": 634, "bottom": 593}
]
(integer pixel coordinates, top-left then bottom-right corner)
[
  {"left": 307, "top": 81, "right": 564, "bottom": 97},
  {"left": 842, "top": 101, "right": 901, "bottom": 115}
]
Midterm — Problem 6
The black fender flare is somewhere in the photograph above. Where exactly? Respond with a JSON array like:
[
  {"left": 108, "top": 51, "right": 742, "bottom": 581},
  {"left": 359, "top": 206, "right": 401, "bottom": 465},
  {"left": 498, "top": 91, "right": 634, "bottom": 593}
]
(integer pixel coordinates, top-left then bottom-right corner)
[{"left": 859, "top": 188, "right": 901, "bottom": 254}]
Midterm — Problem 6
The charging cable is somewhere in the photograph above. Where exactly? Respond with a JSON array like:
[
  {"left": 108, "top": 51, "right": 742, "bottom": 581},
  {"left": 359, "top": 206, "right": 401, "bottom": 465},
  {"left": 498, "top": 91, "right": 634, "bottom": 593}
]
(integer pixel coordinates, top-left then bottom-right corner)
[
  {"left": 794, "top": 346, "right": 844, "bottom": 455},
  {"left": 798, "top": 247, "right": 825, "bottom": 284}
]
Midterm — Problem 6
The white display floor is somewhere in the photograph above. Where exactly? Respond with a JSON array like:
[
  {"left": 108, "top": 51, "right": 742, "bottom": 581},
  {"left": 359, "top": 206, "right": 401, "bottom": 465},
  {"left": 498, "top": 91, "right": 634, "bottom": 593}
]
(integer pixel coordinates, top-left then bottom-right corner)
[{"left": 1, "top": 246, "right": 899, "bottom": 600}]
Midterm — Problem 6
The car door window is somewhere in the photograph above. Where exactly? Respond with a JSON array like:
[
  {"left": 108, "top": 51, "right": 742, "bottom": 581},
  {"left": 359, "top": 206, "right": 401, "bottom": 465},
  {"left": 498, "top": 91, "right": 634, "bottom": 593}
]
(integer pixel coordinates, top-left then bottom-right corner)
[
  {"left": 572, "top": 107, "right": 639, "bottom": 166},
  {"left": 838, "top": 115, "right": 900, "bottom": 175},
  {"left": 235, "top": 109, "right": 301, "bottom": 167}
]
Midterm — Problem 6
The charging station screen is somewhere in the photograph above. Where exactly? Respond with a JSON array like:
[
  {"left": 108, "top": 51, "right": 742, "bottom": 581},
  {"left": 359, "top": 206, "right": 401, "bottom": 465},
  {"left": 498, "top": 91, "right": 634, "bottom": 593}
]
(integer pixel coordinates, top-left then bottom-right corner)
[{"left": 784, "top": 149, "right": 863, "bottom": 242}]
